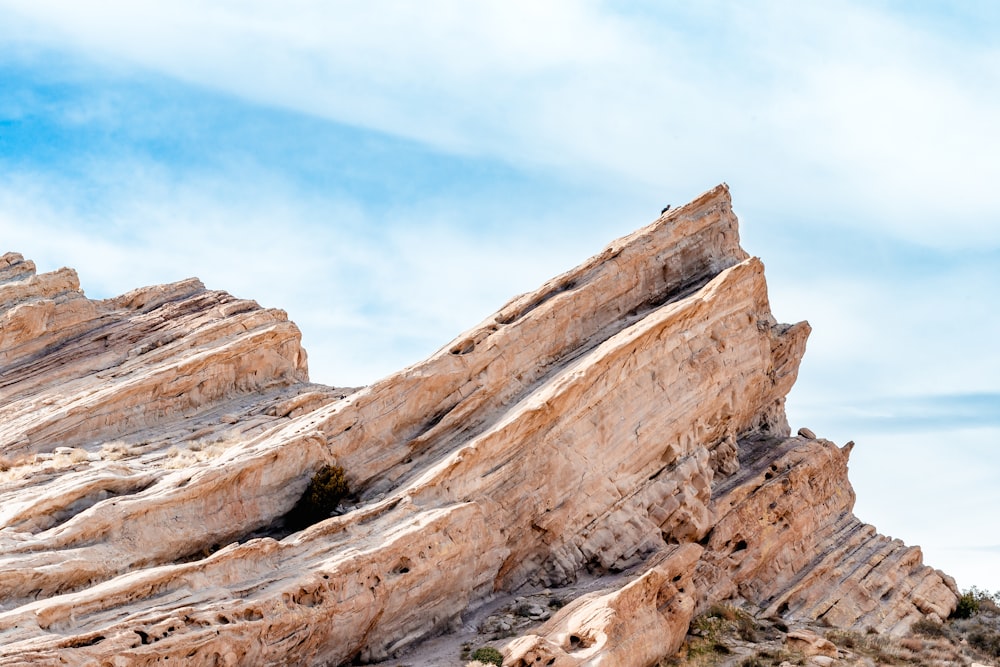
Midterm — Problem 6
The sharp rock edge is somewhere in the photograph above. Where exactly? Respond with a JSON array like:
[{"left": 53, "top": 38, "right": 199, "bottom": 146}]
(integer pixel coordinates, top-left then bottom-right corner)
[{"left": 0, "top": 185, "right": 958, "bottom": 667}]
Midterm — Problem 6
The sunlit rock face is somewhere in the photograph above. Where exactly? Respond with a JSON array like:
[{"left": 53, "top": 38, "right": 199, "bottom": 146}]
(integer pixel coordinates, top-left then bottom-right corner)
[{"left": 0, "top": 185, "right": 957, "bottom": 667}]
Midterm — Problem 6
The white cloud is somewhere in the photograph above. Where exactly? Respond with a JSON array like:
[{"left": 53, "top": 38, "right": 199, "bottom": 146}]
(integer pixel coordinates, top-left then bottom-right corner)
[{"left": 2, "top": 1, "right": 998, "bottom": 247}]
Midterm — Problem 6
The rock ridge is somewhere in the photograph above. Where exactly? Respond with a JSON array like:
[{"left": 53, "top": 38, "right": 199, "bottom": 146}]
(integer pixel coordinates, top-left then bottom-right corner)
[{"left": 0, "top": 186, "right": 957, "bottom": 666}]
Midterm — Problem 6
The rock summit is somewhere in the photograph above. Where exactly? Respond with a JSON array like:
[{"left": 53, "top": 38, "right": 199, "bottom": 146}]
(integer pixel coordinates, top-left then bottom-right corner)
[{"left": 0, "top": 185, "right": 957, "bottom": 666}]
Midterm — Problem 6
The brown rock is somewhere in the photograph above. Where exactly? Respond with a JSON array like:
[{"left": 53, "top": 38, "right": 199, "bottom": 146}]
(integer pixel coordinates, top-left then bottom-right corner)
[
  {"left": 786, "top": 629, "right": 838, "bottom": 657},
  {"left": 506, "top": 543, "right": 702, "bottom": 667}
]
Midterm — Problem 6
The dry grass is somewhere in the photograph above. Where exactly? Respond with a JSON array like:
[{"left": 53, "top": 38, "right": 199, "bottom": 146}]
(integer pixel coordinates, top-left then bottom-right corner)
[
  {"left": 164, "top": 435, "right": 241, "bottom": 469},
  {"left": 54, "top": 447, "right": 89, "bottom": 465},
  {"left": 661, "top": 603, "right": 986, "bottom": 667},
  {"left": 658, "top": 588, "right": 1000, "bottom": 667},
  {"left": 0, "top": 452, "right": 38, "bottom": 483},
  {"left": 100, "top": 440, "right": 138, "bottom": 461},
  {"left": 735, "top": 649, "right": 805, "bottom": 667},
  {"left": 1, "top": 447, "right": 94, "bottom": 483},
  {"left": 661, "top": 604, "right": 768, "bottom": 666},
  {"left": 826, "top": 629, "right": 905, "bottom": 663}
]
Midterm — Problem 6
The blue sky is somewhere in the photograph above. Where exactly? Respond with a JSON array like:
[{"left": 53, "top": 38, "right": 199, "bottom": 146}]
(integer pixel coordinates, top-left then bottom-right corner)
[{"left": 1, "top": 1, "right": 997, "bottom": 591}]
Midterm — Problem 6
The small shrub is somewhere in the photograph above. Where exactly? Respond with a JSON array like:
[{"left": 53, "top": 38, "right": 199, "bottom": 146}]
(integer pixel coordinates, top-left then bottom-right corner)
[
  {"left": 826, "top": 630, "right": 900, "bottom": 663},
  {"left": 307, "top": 465, "right": 349, "bottom": 510},
  {"left": 963, "top": 587, "right": 1000, "bottom": 615},
  {"left": 736, "top": 614, "right": 759, "bottom": 642},
  {"left": 698, "top": 603, "right": 759, "bottom": 642},
  {"left": 287, "top": 465, "right": 351, "bottom": 529},
  {"left": 513, "top": 603, "right": 534, "bottom": 617},
  {"left": 954, "top": 591, "right": 981, "bottom": 619},
  {"left": 826, "top": 629, "right": 858, "bottom": 649},
  {"left": 470, "top": 646, "right": 503, "bottom": 666},
  {"left": 981, "top": 597, "right": 1000, "bottom": 615},
  {"left": 685, "top": 636, "right": 730, "bottom": 659},
  {"left": 54, "top": 447, "right": 89, "bottom": 464},
  {"left": 739, "top": 648, "right": 802, "bottom": 667},
  {"left": 912, "top": 617, "right": 948, "bottom": 638},
  {"left": 691, "top": 613, "right": 724, "bottom": 642},
  {"left": 968, "top": 627, "right": 1000, "bottom": 657},
  {"left": 706, "top": 603, "right": 740, "bottom": 622},
  {"left": 101, "top": 441, "right": 135, "bottom": 460},
  {"left": 0, "top": 452, "right": 37, "bottom": 480}
]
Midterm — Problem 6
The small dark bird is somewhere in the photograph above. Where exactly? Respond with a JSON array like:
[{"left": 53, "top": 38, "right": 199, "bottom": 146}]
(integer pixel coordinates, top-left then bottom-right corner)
[{"left": 661, "top": 205, "right": 671, "bottom": 214}]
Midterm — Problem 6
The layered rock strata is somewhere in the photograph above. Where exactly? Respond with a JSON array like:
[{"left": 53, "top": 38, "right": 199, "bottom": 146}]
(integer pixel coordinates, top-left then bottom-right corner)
[{"left": 0, "top": 185, "right": 957, "bottom": 666}]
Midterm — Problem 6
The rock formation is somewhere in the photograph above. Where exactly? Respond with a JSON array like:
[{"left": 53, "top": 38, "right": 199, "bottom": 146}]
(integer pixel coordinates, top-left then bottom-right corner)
[{"left": 0, "top": 185, "right": 957, "bottom": 666}]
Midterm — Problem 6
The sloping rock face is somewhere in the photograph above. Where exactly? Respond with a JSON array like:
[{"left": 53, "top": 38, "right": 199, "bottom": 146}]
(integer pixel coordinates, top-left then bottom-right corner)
[{"left": 0, "top": 185, "right": 957, "bottom": 666}]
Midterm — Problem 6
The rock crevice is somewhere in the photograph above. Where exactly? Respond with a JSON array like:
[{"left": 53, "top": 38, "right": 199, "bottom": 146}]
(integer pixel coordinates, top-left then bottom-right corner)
[{"left": 0, "top": 186, "right": 957, "bottom": 666}]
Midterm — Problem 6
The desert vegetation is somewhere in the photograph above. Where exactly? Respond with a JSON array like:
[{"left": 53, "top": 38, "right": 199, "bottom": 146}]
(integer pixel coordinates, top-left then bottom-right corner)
[
  {"left": 469, "top": 646, "right": 504, "bottom": 666},
  {"left": 659, "top": 587, "right": 1000, "bottom": 666},
  {"left": 286, "top": 464, "right": 351, "bottom": 529},
  {"left": 0, "top": 447, "right": 92, "bottom": 483},
  {"left": 923, "top": 587, "right": 1000, "bottom": 663},
  {"left": 0, "top": 452, "right": 35, "bottom": 475},
  {"left": 660, "top": 604, "right": 795, "bottom": 667}
]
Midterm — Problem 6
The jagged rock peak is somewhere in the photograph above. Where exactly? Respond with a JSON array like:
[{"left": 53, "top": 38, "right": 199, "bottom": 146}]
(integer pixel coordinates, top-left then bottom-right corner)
[{"left": 0, "top": 185, "right": 957, "bottom": 667}]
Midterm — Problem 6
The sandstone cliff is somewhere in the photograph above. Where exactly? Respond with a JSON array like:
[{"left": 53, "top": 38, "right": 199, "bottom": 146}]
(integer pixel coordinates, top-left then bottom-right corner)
[{"left": 0, "top": 185, "right": 957, "bottom": 666}]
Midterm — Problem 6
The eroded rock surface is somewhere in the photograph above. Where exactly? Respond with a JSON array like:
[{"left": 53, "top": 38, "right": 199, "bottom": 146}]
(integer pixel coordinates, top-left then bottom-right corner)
[{"left": 0, "top": 185, "right": 957, "bottom": 666}]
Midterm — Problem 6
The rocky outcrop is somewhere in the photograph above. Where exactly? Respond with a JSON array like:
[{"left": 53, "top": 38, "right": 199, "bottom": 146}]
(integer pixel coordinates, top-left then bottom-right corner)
[{"left": 0, "top": 185, "right": 957, "bottom": 666}]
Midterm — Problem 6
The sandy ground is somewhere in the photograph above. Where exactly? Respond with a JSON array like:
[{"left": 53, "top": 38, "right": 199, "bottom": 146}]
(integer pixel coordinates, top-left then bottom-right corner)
[{"left": 369, "top": 568, "right": 642, "bottom": 666}]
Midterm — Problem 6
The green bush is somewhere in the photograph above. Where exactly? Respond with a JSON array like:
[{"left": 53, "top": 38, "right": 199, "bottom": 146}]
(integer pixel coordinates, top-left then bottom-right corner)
[
  {"left": 470, "top": 646, "right": 503, "bottom": 666},
  {"left": 951, "top": 586, "right": 1000, "bottom": 619},
  {"left": 287, "top": 465, "right": 350, "bottom": 529},
  {"left": 954, "top": 591, "right": 981, "bottom": 619}
]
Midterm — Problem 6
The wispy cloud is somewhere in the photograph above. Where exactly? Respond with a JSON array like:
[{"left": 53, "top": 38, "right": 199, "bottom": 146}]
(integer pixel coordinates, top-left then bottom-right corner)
[
  {"left": 794, "top": 393, "right": 1000, "bottom": 435},
  {"left": 2, "top": 1, "right": 999, "bottom": 246},
  {"left": 0, "top": 152, "right": 638, "bottom": 385},
  {"left": 3, "top": 0, "right": 997, "bottom": 407}
]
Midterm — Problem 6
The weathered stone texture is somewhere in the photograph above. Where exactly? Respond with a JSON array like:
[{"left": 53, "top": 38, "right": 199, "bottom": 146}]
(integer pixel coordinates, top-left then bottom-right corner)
[{"left": 0, "top": 186, "right": 957, "bottom": 666}]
